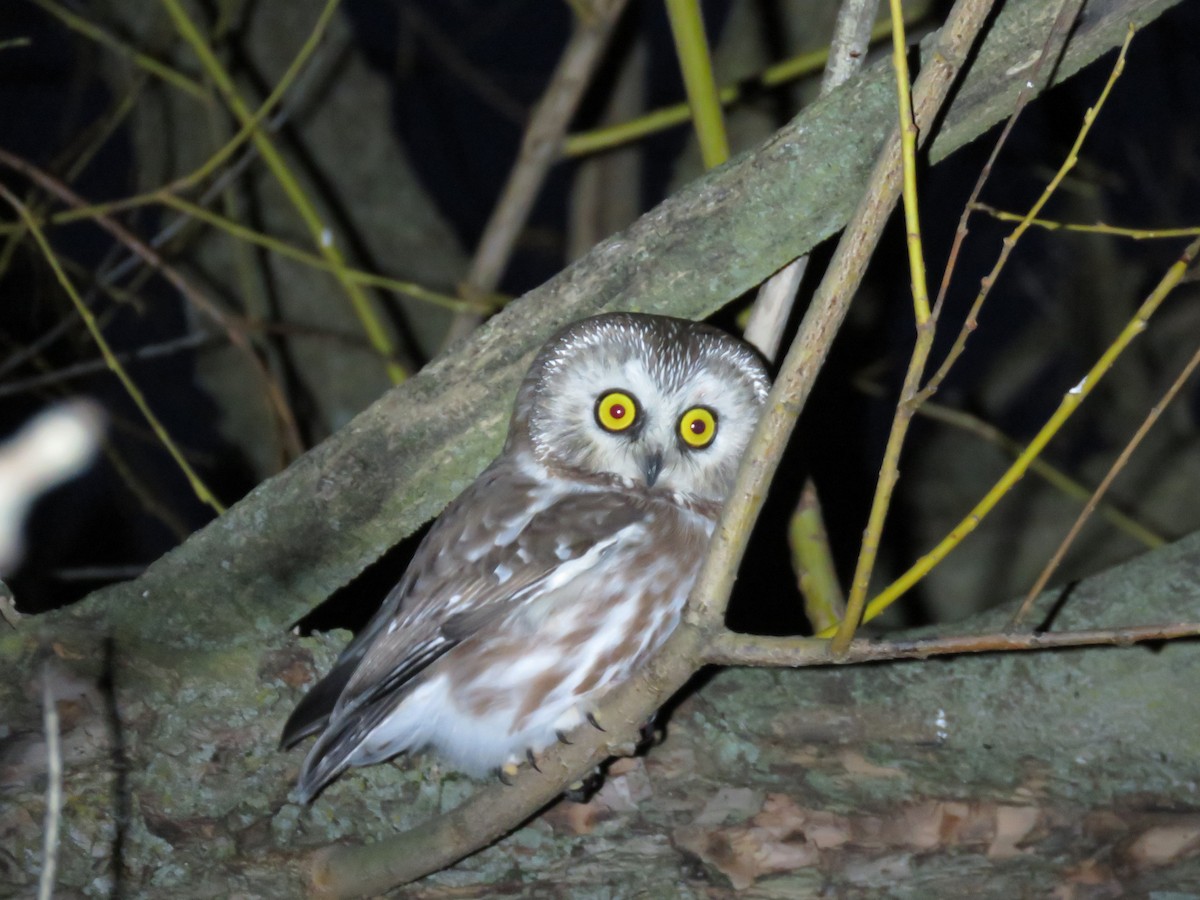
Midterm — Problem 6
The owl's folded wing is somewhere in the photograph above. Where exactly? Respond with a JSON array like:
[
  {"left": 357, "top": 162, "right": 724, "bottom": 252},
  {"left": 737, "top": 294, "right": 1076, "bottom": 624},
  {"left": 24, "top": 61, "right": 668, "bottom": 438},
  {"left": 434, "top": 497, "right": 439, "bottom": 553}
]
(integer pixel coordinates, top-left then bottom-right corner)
[
  {"left": 285, "top": 484, "right": 653, "bottom": 798},
  {"left": 335, "top": 485, "right": 650, "bottom": 715}
]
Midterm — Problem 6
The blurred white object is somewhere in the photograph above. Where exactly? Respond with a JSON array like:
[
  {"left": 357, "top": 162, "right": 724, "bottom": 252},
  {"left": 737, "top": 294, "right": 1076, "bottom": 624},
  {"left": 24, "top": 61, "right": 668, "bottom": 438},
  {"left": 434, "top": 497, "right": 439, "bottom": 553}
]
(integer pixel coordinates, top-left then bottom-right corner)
[{"left": 0, "top": 399, "right": 105, "bottom": 576}]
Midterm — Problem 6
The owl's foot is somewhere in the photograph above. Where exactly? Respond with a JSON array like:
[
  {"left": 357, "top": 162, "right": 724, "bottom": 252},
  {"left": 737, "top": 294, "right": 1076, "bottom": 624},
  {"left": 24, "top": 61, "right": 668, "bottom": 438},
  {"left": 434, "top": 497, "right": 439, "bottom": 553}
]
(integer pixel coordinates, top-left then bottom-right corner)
[
  {"left": 605, "top": 713, "right": 662, "bottom": 758},
  {"left": 563, "top": 767, "right": 604, "bottom": 803},
  {"left": 498, "top": 761, "right": 520, "bottom": 784},
  {"left": 638, "top": 713, "right": 663, "bottom": 748}
]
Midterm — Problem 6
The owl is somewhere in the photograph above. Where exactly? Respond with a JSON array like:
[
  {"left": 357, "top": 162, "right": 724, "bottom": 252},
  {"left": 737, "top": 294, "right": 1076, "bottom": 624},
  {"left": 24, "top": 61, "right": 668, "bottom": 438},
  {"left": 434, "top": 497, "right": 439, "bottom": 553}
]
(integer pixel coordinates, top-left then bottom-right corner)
[{"left": 281, "top": 312, "right": 770, "bottom": 802}]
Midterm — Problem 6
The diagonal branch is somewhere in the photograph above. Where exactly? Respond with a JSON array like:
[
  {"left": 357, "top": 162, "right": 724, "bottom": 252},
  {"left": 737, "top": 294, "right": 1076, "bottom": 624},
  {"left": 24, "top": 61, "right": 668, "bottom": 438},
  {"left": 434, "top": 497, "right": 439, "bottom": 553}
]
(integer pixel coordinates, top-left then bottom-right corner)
[{"left": 310, "top": 0, "right": 997, "bottom": 894}]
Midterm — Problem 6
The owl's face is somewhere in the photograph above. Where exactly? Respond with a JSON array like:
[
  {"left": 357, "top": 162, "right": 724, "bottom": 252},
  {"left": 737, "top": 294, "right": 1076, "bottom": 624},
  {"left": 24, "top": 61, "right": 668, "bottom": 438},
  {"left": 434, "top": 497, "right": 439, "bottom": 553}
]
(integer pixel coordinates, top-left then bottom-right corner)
[{"left": 511, "top": 313, "right": 770, "bottom": 503}]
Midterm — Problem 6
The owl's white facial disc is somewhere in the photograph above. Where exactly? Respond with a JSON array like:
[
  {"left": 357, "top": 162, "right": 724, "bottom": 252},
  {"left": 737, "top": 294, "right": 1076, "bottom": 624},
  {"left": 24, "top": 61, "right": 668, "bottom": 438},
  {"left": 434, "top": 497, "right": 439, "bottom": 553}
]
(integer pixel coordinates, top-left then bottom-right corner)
[{"left": 518, "top": 313, "right": 770, "bottom": 503}]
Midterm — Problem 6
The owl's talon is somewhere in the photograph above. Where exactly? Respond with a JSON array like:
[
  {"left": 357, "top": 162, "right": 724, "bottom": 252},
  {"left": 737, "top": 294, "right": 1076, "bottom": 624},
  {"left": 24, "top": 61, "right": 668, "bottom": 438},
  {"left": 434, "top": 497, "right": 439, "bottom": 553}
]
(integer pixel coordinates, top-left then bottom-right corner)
[
  {"left": 498, "top": 761, "right": 520, "bottom": 784},
  {"left": 526, "top": 748, "right": 542, "bottom": 772},
  {"left": 563, "top": 767, "right": 604, "bottom": 803},
  {"left": 586, "top": 711, "right": 606, "bottom": 732},
  {"left": 556, "top": 729, "right": 573, "bottom": 745},
  {"left": 639, "top": 714, "right": 662, "bottom": 746}
]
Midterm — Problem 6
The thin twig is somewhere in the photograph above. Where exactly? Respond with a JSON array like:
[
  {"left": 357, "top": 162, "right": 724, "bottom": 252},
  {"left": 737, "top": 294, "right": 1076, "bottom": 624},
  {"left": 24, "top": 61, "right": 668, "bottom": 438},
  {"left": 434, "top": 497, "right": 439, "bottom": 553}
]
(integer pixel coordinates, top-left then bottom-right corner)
[
  {"left": 707, "top": 622, "right": 1200, "bottom": 667},
  {"left": 973, "top": 204, "right": 1200, "bottom": 240},
  {"left": 0, "top": 332, "right": 213, "bottom": 398},
  {"left": 161, "top": 0, "right": 408, "bottom": 384},
  {"left": 1012, "top": 334, "right": 1200, "bottom": 627},
  {"left": 920, "top": 14, "right": 1127, "bottom": 403},
  {"left": 856, "top": 378, "right": 1165, "bottom": 548},
  {"left": 441, "top": 0, "right": 630, "bottom": 347},
  {"left": 922, "top": 0, "right": 1084, "bottom": 370},
  {"left": 832, "top": 0, "right": 932, "bottom": 654},
  {"left": 744, "top": 0, "right": 880, "bottom": 361},
  {"left": 38, "top": 663, "right": 63, "bottom": 900},
  {"left": 1, "top": 187, "right": 226, "bottom": 514},
  {"left": 30, "top": 0, "right": 209, "bottom": 100},
  {"left": 852, "top": 233, "right": 1200, "bottom": 629},
  {"left": 0, "top": 149, "right": 305, "bottom": 460}
]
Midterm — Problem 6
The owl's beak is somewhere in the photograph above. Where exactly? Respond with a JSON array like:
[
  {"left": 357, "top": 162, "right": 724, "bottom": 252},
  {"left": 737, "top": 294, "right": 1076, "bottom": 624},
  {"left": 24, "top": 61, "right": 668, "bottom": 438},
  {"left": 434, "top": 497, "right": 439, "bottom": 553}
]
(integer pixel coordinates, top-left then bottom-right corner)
[{"left": 641, "top": 450, "right": 663, "bottom": 487}]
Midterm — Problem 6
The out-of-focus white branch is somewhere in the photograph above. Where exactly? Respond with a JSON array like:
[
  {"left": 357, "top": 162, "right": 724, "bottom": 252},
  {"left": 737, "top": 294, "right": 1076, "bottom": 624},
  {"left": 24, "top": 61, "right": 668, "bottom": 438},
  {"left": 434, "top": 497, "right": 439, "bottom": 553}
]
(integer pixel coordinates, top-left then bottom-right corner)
[{"left": 0, "top": 398, "right": 105, "bottom": 576}]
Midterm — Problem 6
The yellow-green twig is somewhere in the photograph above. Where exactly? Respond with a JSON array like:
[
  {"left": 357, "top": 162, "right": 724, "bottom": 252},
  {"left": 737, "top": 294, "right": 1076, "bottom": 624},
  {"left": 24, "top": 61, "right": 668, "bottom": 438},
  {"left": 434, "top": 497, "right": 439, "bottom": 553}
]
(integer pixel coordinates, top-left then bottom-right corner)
[
  {"left": 664, "top": 0, "right": 729, "bottom": 169},
  {"left": 973, "top": 204, "right": 1200, "bottom": 240},
  {"left": 832, "top": 0, "right": 931, "bottom": 655},
  {"left": 160, "top": 0, "right": 406, "bottom": 384},
  {"left": 876, "top": 388, "right": 1165, "bottom": 549},
  {"left": 562, "top": 17, "right": 905, "bottom": 158},
  {"left": 847, "top": 233, "right": 1200, "bottom": 631},
  {"left": 155, "top": 195, "right": 488, "bottom": 313},
  {"left": 921, "top": 24, "right": 1135, "bottom": 401},
  {"left": 1, "top": 186, "right": 225, "bottom": 515},
  {"left": 30, "top": 0, "right": 208, "bottom": 101},
  {"left": 1012, "top": 331, "right": 1200, "bottom": 626}
]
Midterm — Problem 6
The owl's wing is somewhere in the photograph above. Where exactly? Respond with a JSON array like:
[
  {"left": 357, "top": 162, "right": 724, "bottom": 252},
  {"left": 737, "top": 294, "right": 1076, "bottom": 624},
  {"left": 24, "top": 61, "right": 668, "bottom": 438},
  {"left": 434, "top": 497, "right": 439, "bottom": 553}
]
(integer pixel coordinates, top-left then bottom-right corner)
[
  {"left": 287, "top": 476, "right": 652, "bottom": 799},
  {"left": 338, "top": 483, "right": 648, "bottom": 713}
]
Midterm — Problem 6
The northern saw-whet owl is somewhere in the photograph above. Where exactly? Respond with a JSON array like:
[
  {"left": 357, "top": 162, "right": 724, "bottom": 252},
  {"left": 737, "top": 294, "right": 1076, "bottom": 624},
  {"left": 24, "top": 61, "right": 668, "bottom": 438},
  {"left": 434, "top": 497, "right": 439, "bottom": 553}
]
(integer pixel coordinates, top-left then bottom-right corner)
[{"left": 281, "top": 312, "right": 770, "bottom": 802}]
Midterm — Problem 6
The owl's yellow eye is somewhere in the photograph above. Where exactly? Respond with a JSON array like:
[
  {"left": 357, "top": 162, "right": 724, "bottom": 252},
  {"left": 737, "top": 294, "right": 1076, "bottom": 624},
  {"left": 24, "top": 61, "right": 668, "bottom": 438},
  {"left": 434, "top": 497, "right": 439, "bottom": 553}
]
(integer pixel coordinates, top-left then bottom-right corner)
[
  {"left": 678, "top": 406, "right": 717, "bottom": 449},
  {"left": 595, "top": 390, "right": 638, "bottom": 433}
]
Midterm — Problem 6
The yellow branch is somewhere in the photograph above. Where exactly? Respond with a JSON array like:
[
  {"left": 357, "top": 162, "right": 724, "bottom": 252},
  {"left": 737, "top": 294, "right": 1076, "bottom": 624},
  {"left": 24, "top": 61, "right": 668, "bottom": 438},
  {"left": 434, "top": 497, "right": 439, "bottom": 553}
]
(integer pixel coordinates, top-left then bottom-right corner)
[
  {"left": 850, "top": 233, "right": 1200, "bottom": 630},
  {"left": 831, "top": 0, "right": 930, "bottom": 654},
  {"left": 664, "top": 0, "right": 730, "bottom": 169}
]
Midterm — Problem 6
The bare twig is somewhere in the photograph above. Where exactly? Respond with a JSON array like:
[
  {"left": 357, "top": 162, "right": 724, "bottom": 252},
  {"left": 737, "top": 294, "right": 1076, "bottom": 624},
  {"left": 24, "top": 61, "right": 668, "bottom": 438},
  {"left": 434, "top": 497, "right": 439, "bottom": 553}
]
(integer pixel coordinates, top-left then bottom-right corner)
[
  {"left": 161, "top": 0, "right": 409, "bottom": 384},
  {"left": 707, "top": 622, "right": 1200, "bottom": 667},
  {"left": 38, "top": 664, "right": 63, "bottom": 900},
  {"left": 1, "top": 186, "right": 225, "bottom": 514},
  {"left": 0, "top": 332, "right": 213, "bottom": 398},
  {"left": 832, "top": 0, "right": 933, "bottom": 654},
  {"left": 856, "top": 233, "right": 1200, "bottom": 628},
  {"left": 856, "top": 378, "right": 1165, "bottom": 548},
  {"left": 441, "top": 0, "right": 630, "bottom": 347},
  {"left": 743, "top": 0, "right": 880, "bottom": 361},
  {"left": 1012, "top": 334, "right": 1200, "bottom": 626},
  {"left": 920, "top": 6, "right": 1119, "bottom": 403},
  {"left": 973, "top": 204, "right": 1200, "bottom": 240},
  {"left": 0, "top": 149, "right": 305, "bottom": 460}
]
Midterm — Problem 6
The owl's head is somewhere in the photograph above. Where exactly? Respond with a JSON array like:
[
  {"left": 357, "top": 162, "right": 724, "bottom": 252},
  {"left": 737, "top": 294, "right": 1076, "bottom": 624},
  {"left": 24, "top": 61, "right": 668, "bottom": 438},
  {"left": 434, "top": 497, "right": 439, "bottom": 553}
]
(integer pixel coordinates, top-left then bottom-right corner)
[{"left": 509, "top": 313, "right": 771, "bottom": 503}]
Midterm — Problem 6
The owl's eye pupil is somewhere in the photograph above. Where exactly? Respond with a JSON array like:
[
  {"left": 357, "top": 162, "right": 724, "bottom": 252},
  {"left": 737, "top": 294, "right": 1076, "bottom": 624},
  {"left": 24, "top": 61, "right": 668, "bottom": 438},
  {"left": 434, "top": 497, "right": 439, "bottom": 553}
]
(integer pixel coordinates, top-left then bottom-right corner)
[
  {"left": 610, "top": 404, "right": 626, "bottom": 420},
  {"left": 689, "top": 419, "right": 706, "bottom": 435}
]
